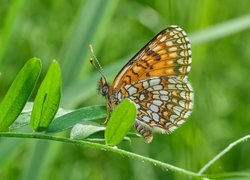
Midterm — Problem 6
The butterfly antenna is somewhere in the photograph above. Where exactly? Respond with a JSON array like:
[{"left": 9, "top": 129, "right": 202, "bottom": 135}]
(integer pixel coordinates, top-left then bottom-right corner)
[{"left": 89, "top": 44, "right": 107, "bottom": 82}]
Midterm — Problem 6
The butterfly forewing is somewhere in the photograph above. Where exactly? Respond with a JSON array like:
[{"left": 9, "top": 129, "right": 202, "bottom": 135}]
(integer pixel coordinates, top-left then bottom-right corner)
[{"left": 112, "top": 26, "right": 192, "bottom": 91}]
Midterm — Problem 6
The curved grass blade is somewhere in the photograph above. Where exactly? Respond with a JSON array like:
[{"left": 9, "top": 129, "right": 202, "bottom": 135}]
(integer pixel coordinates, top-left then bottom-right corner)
[
  {"left": 105, "top": 99, "right": 136, "bottom": 146},
  {"left": 30, "top": 60, "right": 62, "bottom": 132},
  {"left": 0, "top": 58, "right": 41, "bottom": 131}
]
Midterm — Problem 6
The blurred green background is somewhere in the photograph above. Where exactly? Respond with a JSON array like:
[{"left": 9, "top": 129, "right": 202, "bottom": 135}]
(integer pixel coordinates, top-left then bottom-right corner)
[{"left": 1, "top": 0, "right": 250, "bottom": 179}]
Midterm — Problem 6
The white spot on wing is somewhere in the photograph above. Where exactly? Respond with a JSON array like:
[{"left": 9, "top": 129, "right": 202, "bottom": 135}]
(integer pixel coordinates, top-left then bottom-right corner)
[
  {"left": 153, "top": 45, "right": 161, "bottom": 51},
  {"left": 179, "top": 100, "right": 186, "bottom": 108},
  {"left": 127, "top": 86, "right": 137, "bottom": 95},
  {"left": 150, "top": 104, "right": 159, "bottom": 113},
  {"left": 186, "top": 66, "right": 191, "bottom": 73},
  {"left": 163, "top": 111, "right": 168, "bottom": 117},
  {"left": 180, "top": 51, "right": 185, "bottom": 56},
  {"left": 129, "top": 96, "right": 136, "bottom": 101},
  {"left": 180, "top": 91, "right": 187, "bottom": 99},
  {"left": 117, "top": 92, "right": 122, "bottom": 100},
  {"left": 166, "top": 41, "right": 173, "bottom": 46},
  {"left": 153, "top": 94, "right": 160, "bottom": 99},
  {"left": 142, "top": 116, "right": 150, "bottom": 122},
  {"left": 134, "top": 103, "right": 141, "bottom": 109},
  {"left": 173, "top": 106, "right": 184, "bottom": 116},
  {"left": 184, "top": 110, "right": 191, "bottom": 118},
  {"left": 169, "top": 114, "right": 178, "bottom": 122},
  {"left": 152, "top": 113, "right": 160, "bottom": 122},
  {"left": 160, "top": 90, "right": 169, "bottom": 95},
  {"left": 160, "top": 95, "right": 169, "bottom": 101},
  {"left": 169, "top": 52, "right": 178, "bottom": 58},
  {"left": 169, "top": 32, "right": 174, "bottom": 36},
  {"left": 160, "top": 36, "right": 167, "bottom": 42},
  {"left": 181, "top": 30, "right": 186, "bottom": 36},
  {"left": 176, "top": 84, "right": 183, "bottom": 90},
  {"left": 143, "top": 81, "right": 149, "bottom": 89},
  {"left": 139, "top": 94, "right": 145, "bottom": 101},
  {"left": 189, "top": 57, "right": 192, "bottom": 63},
  {"left": 153, "top": 100, "right": 163, "bottom": 106},
  {"left": 153, "top": 85, "right": 163, "bottom": 91},
  {"left": 173, "top": 34, "right": 179, "bottom": 39},
  {"left": 149, "top": 78, "right": 161, "bottom": 86},
  {"left": 177, "top": 119, "right": 185, "bottom": 125},
  {"left": 168, "top": 78, "right": 176, "bottom": 84},
  {"left": 177, "top": 39, "right": 182, "bottom": 44},
  {"left": 169, "top": 126, "right": 177, "bottom": 132},
  {"left": 124, "top": 84, "right": 131, "bottom": 89},
  {"left": 169, "top": 46, "right": 177, "bottom": 52}
]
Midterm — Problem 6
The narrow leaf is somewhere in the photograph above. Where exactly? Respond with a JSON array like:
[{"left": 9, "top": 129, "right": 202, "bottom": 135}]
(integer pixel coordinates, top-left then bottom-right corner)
[
  {"left": 0, "top": 58, "right": 41, "bottom": 131},
  {"left": 30, "top": 60, "right": 62, "bottom": 132},
  {"left": 70, "top": 123, "right": 105, "bottom": 140},
  {"left": 47, "top": 105, "right": 106, "bottom": 132},
  {"left": 105, "top": 99, "right": 136, "bottom": 146}
]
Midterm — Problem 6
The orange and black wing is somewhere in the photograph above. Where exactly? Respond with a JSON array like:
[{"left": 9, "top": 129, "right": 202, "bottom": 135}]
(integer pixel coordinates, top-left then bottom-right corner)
[
  {"left": 111, "top": 25, "right": 192, "bottom": 92},
  {"left": 112, "top": 26, "right": 193, "bottom": 142}
]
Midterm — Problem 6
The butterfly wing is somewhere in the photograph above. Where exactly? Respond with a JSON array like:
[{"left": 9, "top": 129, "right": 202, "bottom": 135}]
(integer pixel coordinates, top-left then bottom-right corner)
[
  {"left": 116, "top": 76, "right": 194, "bottom": 143},
  {"left": 109, "top": 26, "right": 193, "bottom": 143},
  {"left": 111, "top": 25, "right": 192, "bottom": 92}
]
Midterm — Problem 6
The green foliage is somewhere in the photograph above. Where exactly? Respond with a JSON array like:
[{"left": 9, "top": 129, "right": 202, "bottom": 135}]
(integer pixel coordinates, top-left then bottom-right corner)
[
  {"left": 105, "top": 99, "right": 136, "bottom": 146},
  {"left": 0, "top": 0, "right": 250, "bottom": 180},
  {"left": 47, "top": 105, "right": 106, "bottom": 132},
  {"left": 70, "top": 123, "right": 105, "bottom": 140},
  {"left": 30, "top": 60, "right": 62, "bottom": 132},
  {"left": 0, "top": 58, "right": 41, "bottom": 131}
]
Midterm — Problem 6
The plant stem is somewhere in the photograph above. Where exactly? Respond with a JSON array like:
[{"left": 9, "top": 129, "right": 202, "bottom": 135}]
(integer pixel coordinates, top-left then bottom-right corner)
[
  {"left": 198, "top": 134, "right": 250, "bottom": 174},
  {"left": 0, "top": 132, "right": 205, "bottom": 179}
]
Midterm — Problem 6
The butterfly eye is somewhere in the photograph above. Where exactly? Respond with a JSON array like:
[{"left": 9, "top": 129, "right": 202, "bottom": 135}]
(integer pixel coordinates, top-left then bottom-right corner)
[
  {"left": 101, "top": 84, "right": 109, "bottom": 96},
  {"left": 98, "top": 78, "right": 109, "bottom": 96}
]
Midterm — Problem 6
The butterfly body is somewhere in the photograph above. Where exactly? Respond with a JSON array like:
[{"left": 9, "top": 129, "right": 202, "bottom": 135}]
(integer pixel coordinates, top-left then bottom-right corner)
[{"left": 98, "top": 25, "right": 193, "bottom": 143}]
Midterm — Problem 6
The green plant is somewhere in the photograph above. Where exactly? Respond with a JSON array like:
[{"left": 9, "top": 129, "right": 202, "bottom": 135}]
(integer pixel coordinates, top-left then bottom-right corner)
[
  {"left": 0, "top": 58, "right": 249, "bottom": 179},
  {"left": 1, "top": 1, "right": 250, "bottom": 179}
]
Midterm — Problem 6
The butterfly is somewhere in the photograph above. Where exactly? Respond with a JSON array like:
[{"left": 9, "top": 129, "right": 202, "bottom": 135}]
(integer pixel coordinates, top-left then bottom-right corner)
[{"left": 91, "top": 25, "right": 193, "bottom": 143}]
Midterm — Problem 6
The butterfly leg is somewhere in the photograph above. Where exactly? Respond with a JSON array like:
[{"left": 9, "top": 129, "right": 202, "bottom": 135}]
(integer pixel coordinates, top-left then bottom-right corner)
[
  {"left": 102, "top": 99, "right": 110, "bottom": 124},
  {"left": 134, "top": 120, "right": 153, "bottom": 143}
]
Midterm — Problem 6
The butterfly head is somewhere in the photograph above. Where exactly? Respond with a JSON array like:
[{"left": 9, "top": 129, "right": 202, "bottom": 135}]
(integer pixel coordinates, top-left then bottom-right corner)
[{"left": 98, "top": 77, "right": 109, "bottom": 96}]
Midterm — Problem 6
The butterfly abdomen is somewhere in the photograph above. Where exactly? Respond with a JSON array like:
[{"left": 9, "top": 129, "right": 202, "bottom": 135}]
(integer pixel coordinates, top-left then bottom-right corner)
[{"left": 134, "top": 120, "right": 153, "bottom": 143}]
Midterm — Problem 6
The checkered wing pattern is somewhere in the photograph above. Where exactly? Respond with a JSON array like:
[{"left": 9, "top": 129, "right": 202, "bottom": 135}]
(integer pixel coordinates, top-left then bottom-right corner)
[
  {"left": 110, "top": 26, "right": 193, "bottom": 143},
  {"left": 116, "top": 77, "right": 193, "bottom": 142}
]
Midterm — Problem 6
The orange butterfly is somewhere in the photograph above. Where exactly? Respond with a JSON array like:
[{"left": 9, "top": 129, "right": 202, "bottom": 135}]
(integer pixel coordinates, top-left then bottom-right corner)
[{"left": 91, "top": 25, "right": 193, "bottom": 143}]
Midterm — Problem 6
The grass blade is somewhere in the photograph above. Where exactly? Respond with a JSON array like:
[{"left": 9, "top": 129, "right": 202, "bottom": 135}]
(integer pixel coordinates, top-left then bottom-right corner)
[
  {"left": 61, "top": 0, "right": 120, "bottom": 87},
  {"left": 190, "top": 14, "right": 250, "bottom": 45},
  {"left": 0, "top": 0, "right": 26, "bottom": 66}
]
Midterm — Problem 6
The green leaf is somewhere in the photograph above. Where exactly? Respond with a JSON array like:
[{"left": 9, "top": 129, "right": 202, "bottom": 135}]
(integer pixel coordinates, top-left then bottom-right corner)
[
  {"left": 105, "top": 99, "right": 136, "bottom": 146},
  {"left": 0, "top": 58, "right": 41, "bottom": 131},
  {"left": 70, "top": 122, "right": 105, "bottom": 140},
  {"left": 30, "top": 60, "right": 62, "bottom": 132},
  {"left": 47, "top": 105, "right": 106, "bottom": 132}
]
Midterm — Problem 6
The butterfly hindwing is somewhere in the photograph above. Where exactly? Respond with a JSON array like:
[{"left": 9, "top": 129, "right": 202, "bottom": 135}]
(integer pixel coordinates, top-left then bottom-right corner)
[{"left": 118, "top": 76, "right": 193, "bottom": 131}]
